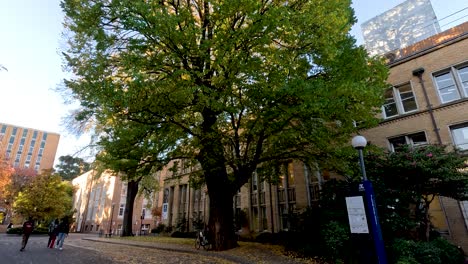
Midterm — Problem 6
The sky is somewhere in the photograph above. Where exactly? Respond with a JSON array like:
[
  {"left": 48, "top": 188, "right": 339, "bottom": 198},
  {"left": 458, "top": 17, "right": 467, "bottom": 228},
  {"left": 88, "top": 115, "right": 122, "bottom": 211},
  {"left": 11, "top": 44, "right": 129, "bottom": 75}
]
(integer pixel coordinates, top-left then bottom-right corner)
[{"left": 0, "top": 0, "right": 467, "bottom": 167}]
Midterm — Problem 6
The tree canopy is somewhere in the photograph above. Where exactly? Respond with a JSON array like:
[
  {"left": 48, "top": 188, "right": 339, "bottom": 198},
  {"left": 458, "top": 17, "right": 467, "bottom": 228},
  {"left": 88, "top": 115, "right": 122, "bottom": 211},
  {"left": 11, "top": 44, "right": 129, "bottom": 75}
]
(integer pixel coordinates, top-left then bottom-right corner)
[
  {"left": 0, "top": 151, "right": 13, "bottom": 222},
  {"left": 61, "top": 0, "right": 388, "bottom": 250},
  {"left": 13, "top": 171, "right": 74, "bottom": 221},
  {"left": 94, "top": 121, "right": 168, "bottom": 236},
  {"left": 55, "top": 155, "right": 91, "bottom": 180},
  {"left": 364, "top": 144, "right": 468, "bottom": 241},
  {"left": 0, "top": 151, "right": 12, "bottom": 200}
]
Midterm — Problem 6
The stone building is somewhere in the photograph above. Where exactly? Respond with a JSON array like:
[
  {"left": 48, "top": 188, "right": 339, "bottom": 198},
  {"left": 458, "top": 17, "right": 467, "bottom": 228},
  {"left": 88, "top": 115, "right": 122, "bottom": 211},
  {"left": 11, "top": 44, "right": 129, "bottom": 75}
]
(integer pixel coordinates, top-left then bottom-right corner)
[
  {"left": 72, "top": 170, "right": 157, "bottom": 236},
  {"left": 360, "top": 21, "right": 468, "bottom": 252},
  {"left": 158, "top": 160, "right": 322, "bottom": 234}
]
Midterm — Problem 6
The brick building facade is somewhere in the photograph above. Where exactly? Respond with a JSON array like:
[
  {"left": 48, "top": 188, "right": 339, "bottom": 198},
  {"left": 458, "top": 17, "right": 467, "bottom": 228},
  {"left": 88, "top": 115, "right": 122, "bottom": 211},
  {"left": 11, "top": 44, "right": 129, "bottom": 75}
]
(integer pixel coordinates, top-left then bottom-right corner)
[
  {"left": 0, "top": 122, "right": 60, "bottom": 173},
  {"left": 360, "top": 22, "right": 468, "bottom": 252}
]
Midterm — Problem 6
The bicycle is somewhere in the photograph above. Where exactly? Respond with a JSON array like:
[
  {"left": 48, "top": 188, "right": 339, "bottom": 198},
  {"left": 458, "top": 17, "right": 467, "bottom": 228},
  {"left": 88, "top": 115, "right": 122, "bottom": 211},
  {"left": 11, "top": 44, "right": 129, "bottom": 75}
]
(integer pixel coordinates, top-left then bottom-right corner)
[{"left": 195, "top": 229, "right": 211, "bottom": 250}]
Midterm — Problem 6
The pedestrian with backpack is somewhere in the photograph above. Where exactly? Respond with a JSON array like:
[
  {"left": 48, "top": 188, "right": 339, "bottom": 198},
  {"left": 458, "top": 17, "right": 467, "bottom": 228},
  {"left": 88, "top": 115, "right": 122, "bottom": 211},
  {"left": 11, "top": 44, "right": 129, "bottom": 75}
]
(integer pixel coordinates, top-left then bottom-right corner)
[
  {"left": 20, "top": 217, "right": 34, "bottom": 252},
  {"left": 56, "top": 217, "right": 70, "bottom": 250},
  {"left": 47, "top": 219, "right": 59, "bottom": 248}
]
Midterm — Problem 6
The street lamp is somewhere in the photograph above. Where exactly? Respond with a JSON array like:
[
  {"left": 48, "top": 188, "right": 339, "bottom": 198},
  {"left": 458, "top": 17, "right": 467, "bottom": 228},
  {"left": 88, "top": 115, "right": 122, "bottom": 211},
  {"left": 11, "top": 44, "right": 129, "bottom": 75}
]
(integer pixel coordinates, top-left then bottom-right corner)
[
  {"left": 352, "top": 135, "right": 387, "bottom": 264},
  {"left": 352, "top": 135, "right": 368, "bottom": 180}
]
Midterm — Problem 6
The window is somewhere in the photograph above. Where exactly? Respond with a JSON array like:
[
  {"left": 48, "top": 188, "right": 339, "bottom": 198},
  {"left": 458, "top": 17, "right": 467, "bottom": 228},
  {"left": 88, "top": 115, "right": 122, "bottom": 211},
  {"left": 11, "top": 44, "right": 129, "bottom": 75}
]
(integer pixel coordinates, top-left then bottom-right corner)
[
  {"left": 458, "top": 66, "right": 468, "bottom": 94},
  {"left": 383, "top": 83, "right": 418, "bottom": 118},
  {"left": 121, "top": 184, "right": 127, "bottom": 197},
  {"left": 287, "top": 163, "right": 295, "bottom": 186},
  {"left": 119, "top": 204, "right": 124, "bottom": 216},
  {"left": 251, "top": 172, "right": 258, "bottom": 191},
  {"left": 434, "top": 64, "right": 468, "bottom": 103},
  {"left": 388, "top": 132, "right": 428, "bottom": 151},
  {"left": 450, "top": 123, "right": 468, "bottom": 151}
]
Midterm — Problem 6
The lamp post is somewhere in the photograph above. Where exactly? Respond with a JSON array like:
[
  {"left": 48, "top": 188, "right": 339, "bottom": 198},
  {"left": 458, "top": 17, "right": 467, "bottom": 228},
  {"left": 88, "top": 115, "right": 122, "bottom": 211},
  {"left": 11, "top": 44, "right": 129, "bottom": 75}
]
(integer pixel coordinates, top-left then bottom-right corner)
[{"left": 352, "top": 135, "right": 387, "bottom": 264}]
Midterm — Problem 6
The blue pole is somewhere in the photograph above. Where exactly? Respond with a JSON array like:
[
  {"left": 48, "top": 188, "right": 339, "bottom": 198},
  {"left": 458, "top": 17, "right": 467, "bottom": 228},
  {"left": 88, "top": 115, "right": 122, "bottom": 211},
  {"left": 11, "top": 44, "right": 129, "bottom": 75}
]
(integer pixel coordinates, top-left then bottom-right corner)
[
  {"left": 363, "top": 180, "right": 387, "bottom": 264},
  {"left": 357, "top": 148, "right": 387, "bottom": 264}
]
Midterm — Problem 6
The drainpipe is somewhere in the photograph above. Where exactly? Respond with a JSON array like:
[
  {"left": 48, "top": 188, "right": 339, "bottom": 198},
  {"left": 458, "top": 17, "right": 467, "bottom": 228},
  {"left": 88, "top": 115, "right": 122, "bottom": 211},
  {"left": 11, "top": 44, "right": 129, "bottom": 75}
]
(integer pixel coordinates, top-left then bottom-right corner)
[{"left": 412, "top": 67, "right": 442, "bottom": 145}]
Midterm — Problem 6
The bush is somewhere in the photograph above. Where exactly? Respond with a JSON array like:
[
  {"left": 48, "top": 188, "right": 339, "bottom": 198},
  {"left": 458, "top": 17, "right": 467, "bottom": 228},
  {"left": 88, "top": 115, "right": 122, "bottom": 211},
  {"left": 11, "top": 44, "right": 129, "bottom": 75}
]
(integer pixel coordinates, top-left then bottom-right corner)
[
  {"left": 414, "top": 242, "right": 442, "bottom": 264},
  {"left": 254, "top": 232, "right": 276, "bottom": 244},
  {"left": 6, "top": 227, "right": 22, "bottom": 234},
  {"left": 391, "top": 238, "right": 464, "bottom": 264},
  {"left": 395, "top": 257, "right": 419, "bottom": 264},
  {"left": 321, "top": 221, "right": 349, "bottom": 261},
  {"left": 151, "top": 224, "right": 166, "bottom": 234},
  {"left": 32, "top": 226, "right": 48, "bottom": 234},
  {"left": 6, "top": 226, "right": 48, "bottom": 235},
  {"left": 429, "top": 238, "right": 465, "bottom": 264},
  {"left": 164, "top": 225, "right": 173, "bottom": 233},
  {"left": 171, "top": 231, "right": 196, "bottom": 238}
]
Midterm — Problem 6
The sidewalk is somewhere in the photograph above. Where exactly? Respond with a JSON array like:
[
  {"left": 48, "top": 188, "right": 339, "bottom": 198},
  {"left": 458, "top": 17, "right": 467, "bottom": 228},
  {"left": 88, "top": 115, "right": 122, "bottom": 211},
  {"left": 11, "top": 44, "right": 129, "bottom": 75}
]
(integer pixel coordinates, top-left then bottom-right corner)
[{"left": 81, "top": 236, "right": 317, "bottom": 264}]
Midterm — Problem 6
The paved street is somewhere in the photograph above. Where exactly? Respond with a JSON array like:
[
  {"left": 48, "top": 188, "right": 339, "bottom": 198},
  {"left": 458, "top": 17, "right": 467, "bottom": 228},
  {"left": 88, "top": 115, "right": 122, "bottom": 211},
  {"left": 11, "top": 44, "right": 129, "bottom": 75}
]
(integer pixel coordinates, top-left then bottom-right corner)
[
  {"left": 0, "top": 233, "right": 115, "bottom": 264},
  {"left": 0, "top": 233, "right": 316, "bottom": 264},
  {"left": 0, "top": 233, "right": 230, "bottom": 264}
]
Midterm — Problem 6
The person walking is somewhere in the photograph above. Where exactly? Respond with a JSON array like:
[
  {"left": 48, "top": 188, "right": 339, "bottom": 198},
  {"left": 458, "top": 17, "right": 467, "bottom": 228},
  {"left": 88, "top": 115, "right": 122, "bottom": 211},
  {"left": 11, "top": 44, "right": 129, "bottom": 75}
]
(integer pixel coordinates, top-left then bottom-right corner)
[
  {"left": 20, "top": 217, "right": 34, "bottom": 252},
  {"left": 47, "top": 219, "right": 59, "bottom": 248},
  {"left": 56, "top": 217, "right": 70, "bottom": 250}
]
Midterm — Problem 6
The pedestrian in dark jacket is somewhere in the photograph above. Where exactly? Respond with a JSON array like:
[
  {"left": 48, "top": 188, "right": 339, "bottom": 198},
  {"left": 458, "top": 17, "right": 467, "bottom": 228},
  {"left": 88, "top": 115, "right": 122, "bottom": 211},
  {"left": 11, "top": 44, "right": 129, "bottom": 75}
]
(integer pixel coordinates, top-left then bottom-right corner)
[
  {"left": 56, "top": 218, "right": 70, "bottom": 250},
  {"left": 47, "top": 219, "right": 59, "bottom": 248},
  {"left": 20, "top": 217, "right": 34, "bottom": 251}
]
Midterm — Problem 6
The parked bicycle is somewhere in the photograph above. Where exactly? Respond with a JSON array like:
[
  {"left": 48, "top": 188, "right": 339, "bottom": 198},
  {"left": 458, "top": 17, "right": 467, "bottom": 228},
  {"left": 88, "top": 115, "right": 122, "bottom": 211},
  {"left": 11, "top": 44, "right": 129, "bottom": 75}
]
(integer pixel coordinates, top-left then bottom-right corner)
[{"left": 195, "top": 229, "right": 211, "bottom": 250}]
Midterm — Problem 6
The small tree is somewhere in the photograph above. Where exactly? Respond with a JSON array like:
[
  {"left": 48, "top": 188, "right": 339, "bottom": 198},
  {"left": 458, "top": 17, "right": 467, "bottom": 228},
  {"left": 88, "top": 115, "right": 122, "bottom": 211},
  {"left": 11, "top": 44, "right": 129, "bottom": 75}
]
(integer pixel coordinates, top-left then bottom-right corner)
[
  {"left": 13, "top": 171, "right": 73, "bottom": 222},
  {"left": 0, "top": 151, "right": 13, "bottom": 223},
  {"left": 365, "top": 144, "right": 468, "bottom": 241},
  {"left": 3, "top": 167, "right": 38, "bottom": 222},
  {"left": 95, "top": 122, "right": 170, "bottom": 236}
]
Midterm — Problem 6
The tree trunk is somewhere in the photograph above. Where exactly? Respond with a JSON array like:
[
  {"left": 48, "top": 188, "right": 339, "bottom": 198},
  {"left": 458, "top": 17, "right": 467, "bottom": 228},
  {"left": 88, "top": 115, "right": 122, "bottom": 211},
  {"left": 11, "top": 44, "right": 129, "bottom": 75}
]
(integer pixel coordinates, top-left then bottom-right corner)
[
  {"left": 198, "top": 109, "right": 238, "bottom": 251},
  {"left": 198, "top": 145, "right": 238, "bottom": 250},
  {"left": 206, "top": 174, "right": 237, "bottom": 251},
  {"left": 122, "top": 180, "right": 139, "bottom": 236}
]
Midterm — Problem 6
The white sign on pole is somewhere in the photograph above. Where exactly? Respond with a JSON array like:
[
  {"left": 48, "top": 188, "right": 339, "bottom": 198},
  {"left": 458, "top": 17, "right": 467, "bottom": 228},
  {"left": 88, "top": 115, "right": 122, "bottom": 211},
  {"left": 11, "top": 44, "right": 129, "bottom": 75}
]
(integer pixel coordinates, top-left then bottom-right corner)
[
  {"left": 345, "top": 196, "right": 369, "bottom": 234},
  {"left": 162, "top": 203, "right": 168, "bottom": 220}
]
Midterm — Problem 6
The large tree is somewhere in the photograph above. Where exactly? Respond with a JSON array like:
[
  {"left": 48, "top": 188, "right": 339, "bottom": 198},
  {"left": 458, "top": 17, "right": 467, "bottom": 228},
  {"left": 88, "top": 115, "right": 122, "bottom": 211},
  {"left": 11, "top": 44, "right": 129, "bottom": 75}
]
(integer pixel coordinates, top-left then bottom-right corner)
[
  {"left": 61, "top": 0, "right": 388, "bottom": 250},
  {"left": 55, "top": 155, "right": 91, "bottom": 180}
]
